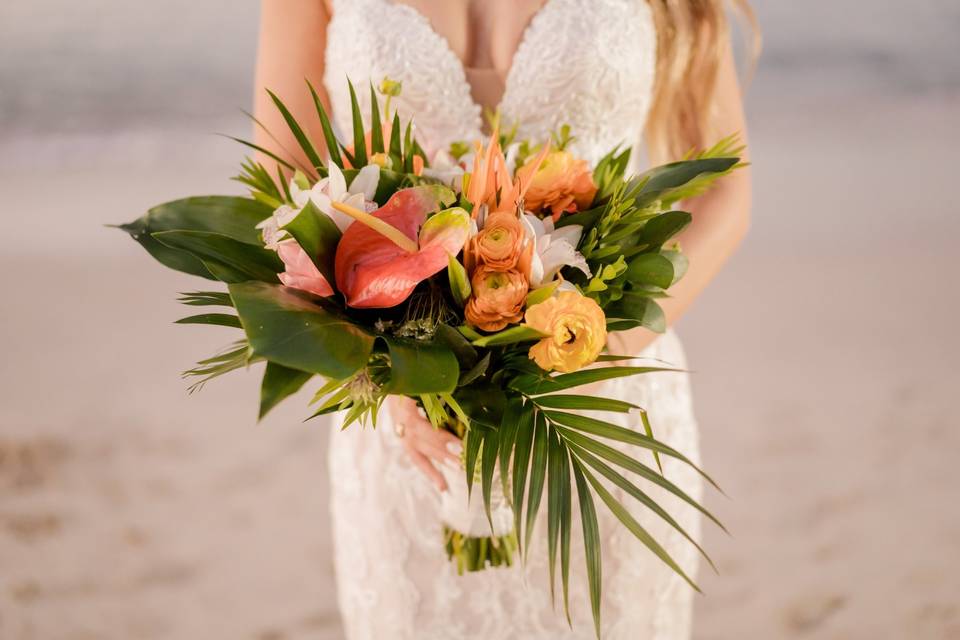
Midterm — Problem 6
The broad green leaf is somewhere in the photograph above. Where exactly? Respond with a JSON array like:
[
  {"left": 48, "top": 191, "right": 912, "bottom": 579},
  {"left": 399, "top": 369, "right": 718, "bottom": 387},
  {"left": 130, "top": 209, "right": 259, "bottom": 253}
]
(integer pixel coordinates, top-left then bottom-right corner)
[
  {"left": 153, "top": 231, "right": 282, "bottom": 283},
  {"left": 280, "top": 199, "right": 342, "bottom": 285},
  {"left": 569, "top": 442, "right": 715, "bottom": 572},
  {"left": 266, "top": 89, "right": 325, "bottom": 172},
  {"left": 637, "top": 211, "right": 692, "bottom": 249},
  {"left": 347, "top": 80, "right": 367, "bottom": 168},
  {"left": 524, "top": 413, "right": 549, "bottom": 560},
  {"left": 434, "top": 323, "right": 478, "bottom": 369},
  {"left": 229, "top": 281, "right": 374, "bottom": 379},
  {"left": 556, "top": 426, "right": 726, "bottom": 531},
  {"left": 472, "top": 325, "right": 550, "bottom": 348},
  {"left": 175, "top": 313, "right": 241, "bottom": 328},
  {"left": 572, "top": 462, "right": 602, "bottom": 638},
  {"left": 510, "top": 366, "right": 680, "bottom": 395},
  {"left": 580, "top": 461, "right": 700, "bottom": 593},
  {"left": 123, "top": 196, "right": 275, "bottom": 246},
  {"left": 447, "top": 255, "right": 471, "bottom": 307},
  {"left": 626, "top": 253, "right": 675, "bottom": 289},
  {"left": 383, "top": 337, "right": 459, "bottom": 394},
  {"left": 117, "top": 196, "right": 274, "bottom": 279},
  {"left": 511, "top": 408, "right": 536, "bottom": 552},
  {"left": 606, "top": 294, "right": 666, "bottom": 333},
  {"left": 259, "top": 362, "right": 312, "bottom": 420},
  {"left": 534, "top": 394, "right": 637, "bottom": 413},
  {"left": 661, "top": 250, "right": 689, "bottom": 285}
]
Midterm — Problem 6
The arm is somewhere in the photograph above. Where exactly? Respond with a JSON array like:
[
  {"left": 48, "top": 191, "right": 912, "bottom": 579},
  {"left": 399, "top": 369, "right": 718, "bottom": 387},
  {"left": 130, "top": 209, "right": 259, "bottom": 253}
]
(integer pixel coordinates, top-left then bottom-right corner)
[
  {"left": 254, "top": 1, "right": 458, "bottom": 488},
  {"left": 612, "top": 40, "right": 752, "bottom": 354},
  {"left": 253, "top": 0, "right": 333, "bottom": 173}
]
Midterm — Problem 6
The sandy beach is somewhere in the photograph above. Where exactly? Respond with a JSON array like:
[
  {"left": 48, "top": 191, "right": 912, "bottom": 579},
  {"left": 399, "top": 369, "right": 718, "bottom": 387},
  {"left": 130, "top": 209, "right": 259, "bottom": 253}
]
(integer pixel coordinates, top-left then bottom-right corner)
[{"left": 1, "top": 1, "right": 959, "bottom": 638}]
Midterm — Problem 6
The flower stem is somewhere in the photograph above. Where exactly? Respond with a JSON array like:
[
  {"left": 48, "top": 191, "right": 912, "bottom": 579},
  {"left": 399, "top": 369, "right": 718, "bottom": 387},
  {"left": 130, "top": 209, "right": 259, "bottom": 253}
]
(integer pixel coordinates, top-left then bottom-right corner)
[{"left": 330, "top": 201, "right": 419, "bottom": 253}]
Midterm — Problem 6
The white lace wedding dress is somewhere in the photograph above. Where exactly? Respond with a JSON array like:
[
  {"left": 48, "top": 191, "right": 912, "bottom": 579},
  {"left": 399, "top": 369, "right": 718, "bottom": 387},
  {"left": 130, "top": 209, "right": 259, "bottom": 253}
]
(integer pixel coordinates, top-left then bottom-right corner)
[{"left": 322, "top": 1, "right": 704, "bottom": 638}]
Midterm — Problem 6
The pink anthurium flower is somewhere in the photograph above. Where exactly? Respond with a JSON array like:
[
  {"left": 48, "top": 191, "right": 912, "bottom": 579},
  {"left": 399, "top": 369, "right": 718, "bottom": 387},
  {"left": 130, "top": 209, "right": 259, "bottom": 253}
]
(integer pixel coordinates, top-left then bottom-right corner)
[
  {"left": 334, "top": 186, "right": 468, "bottom": 308},
  {"left": 276, "top": 240, "right": 334, "bottom": 297}
]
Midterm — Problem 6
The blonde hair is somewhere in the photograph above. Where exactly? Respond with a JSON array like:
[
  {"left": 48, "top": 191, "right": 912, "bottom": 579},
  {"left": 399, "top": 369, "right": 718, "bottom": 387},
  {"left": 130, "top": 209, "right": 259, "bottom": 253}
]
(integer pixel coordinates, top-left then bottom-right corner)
[{"left": 646, "top": 0, "right": 760, "bottom": 162}]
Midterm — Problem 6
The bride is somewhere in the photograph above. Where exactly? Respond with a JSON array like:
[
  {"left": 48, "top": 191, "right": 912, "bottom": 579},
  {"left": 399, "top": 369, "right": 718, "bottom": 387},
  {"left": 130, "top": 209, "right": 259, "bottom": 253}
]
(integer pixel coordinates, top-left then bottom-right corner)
[{"left": 253, "top": 0, "right": 756, "bottom": 637}]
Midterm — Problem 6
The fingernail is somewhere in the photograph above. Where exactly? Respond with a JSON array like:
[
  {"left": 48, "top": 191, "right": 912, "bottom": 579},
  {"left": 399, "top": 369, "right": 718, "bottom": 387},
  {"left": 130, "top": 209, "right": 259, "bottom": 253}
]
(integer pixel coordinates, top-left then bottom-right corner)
[
  {"left": 444, "top": 458, "right": 461, "bottom": 471},
  {"left": 446, "top": 442, "right": 463, "bottom": 456},
  {"left": 417, "top": 407, "right": 427, "bottom": 419}
]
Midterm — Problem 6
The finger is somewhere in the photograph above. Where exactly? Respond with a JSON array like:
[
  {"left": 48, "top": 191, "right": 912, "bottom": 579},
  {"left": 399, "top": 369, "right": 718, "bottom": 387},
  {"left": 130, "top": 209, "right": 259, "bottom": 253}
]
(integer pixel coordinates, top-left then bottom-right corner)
[
  {"left": 408, "top": 450, "right": 447, "bottom": 493},
  {"left": 421, "top": 431, "right": 462, "bottom": 466}
]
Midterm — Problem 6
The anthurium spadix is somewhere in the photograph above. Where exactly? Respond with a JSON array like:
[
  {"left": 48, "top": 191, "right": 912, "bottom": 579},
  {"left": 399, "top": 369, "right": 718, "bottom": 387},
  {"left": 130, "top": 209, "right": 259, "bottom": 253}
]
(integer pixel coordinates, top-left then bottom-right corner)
[{"left": 332, "top": 185, "right": 469, "bottom": 308}]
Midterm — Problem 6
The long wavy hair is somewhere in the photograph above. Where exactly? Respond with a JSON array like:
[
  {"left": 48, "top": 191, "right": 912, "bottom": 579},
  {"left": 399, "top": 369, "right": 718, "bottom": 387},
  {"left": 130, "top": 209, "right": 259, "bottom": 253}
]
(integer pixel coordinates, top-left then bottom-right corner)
[{"left": 646, "top": 0, "right": 760, "bottom": 162}]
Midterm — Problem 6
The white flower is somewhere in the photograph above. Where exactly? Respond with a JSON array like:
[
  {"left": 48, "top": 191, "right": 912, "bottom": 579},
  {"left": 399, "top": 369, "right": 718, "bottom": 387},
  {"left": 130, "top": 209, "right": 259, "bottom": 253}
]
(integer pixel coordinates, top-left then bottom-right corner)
[
  {"left": 521, "top": 214, "right": 591, "bottom": 287},
  {"left": 258, "top": 163, "right": 381, "bottom": 250},
  {"left": 255, "top": 204, "right": 299, "bottom": 250},
  {"left": 290, "top": 162, "right": 381, "bottom": 233},
  {"left": 422, "top": 149, "right": 467, "bottom": 191}
]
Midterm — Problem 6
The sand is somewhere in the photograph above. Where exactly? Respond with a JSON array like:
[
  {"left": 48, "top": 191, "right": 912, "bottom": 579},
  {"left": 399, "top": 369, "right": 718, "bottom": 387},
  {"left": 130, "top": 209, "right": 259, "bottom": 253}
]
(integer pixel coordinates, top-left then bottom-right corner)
[{"left": 1, "top": 36, "right": 959, "bottom": 640}]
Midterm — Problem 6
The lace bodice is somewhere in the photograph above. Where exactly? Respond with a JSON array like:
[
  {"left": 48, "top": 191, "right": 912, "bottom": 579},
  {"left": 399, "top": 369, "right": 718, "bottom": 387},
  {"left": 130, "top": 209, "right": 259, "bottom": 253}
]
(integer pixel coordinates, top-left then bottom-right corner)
[{"left": 324, "top": 0, "right": 657, "bottom": 165}]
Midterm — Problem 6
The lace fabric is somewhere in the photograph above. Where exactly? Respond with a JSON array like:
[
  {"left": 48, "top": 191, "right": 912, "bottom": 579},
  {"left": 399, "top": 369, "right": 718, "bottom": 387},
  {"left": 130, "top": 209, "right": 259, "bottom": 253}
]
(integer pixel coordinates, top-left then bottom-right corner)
[
  {"left": 324, "top": 2, "right": 703, "bottom": 638},
  {"left": 323, "top": 0, "right": 657, "bottom": 168}
]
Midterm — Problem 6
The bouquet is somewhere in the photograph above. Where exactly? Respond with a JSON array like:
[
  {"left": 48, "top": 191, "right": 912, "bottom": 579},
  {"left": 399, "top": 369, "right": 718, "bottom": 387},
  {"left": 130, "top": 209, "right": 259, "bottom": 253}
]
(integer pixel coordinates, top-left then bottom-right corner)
[{"left": 118, "top": 78, "right": 743, "bottom": 636}]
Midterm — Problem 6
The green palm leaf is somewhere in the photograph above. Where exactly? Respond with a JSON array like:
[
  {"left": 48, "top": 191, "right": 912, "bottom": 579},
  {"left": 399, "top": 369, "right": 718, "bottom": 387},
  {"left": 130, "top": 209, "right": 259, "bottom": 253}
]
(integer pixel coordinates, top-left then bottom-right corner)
[
  {"left": 545, "top": 411, "right": 720, "bottom": 490},
  {"left": 524, "top": 413, "right": 549, "bottom": 560},
  {"left": 568, "top": 441, "right": 715, "bottom": 573},
  {"left": 556, "top": 426, "right": 726, "bottom": 533},
  {"left": 511, "top": 408, "right": 536, "bottom": 553},
  {"left": 266, "top": 89, "right": 325, "bottom": 173},
  {"left": 579, "top": 461, "right": 700, "bottom": 593},
  {"left": 572, "top": 462, "right": 602, "bottom": 639}
]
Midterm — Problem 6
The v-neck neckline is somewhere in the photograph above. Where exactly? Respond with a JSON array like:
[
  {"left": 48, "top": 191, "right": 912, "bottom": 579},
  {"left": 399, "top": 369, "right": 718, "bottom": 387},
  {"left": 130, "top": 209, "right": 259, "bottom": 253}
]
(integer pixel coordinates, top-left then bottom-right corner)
[{"left": 384, "top": 0, "right": 560, "bottom": 117}]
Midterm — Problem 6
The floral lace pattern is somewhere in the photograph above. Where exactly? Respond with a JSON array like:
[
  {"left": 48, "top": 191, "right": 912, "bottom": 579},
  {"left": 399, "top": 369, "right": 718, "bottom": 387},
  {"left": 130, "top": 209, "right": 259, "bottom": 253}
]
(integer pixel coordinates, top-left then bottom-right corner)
[
  {"left": 324, "top": 0, "right": 657, "bottom": 167},
  {"left": 325, "top": 2, "right": 701, "bottom": 638}
]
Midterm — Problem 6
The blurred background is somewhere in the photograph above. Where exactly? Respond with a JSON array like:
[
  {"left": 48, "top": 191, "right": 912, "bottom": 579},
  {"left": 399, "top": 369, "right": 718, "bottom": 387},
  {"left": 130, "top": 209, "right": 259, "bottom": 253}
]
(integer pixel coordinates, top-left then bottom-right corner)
[{"left": 1, "top": 1, "right": 957, "bottom": 638}]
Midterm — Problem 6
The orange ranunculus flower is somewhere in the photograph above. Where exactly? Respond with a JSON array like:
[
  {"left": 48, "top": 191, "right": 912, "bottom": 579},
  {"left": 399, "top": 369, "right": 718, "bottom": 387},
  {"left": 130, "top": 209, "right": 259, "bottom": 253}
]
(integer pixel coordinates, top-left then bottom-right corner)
[
  {"left": 518, "top": 150, "right": 598, "bottom": 221},
  {"left": 465, "top": 267, "right": 529, "bottom": 332},
  {"left": 525, "top": 291, "right": 607, "bottom": 372},
  {"left": 473, "top": 211, "right": 526, "bottom": 269}
]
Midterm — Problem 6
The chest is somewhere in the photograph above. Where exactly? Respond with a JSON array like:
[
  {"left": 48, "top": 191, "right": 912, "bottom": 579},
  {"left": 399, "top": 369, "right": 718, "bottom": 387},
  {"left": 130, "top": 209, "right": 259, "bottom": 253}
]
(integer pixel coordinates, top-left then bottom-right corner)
[{"left": 324, "top": 0, "right": 658, "bottom": 164}]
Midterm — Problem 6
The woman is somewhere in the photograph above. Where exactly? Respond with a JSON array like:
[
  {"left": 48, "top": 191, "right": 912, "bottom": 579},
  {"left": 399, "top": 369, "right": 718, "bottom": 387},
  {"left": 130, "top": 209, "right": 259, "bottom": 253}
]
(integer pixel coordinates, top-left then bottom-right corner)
[{"left": 254, "top": 1, "right": 756, "bottom": 637}]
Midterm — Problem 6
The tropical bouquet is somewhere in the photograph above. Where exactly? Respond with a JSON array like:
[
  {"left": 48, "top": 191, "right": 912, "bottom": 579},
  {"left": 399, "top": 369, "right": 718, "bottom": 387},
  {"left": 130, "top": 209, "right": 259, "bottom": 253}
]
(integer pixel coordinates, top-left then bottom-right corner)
[{"left": 118, "top": 78, "right": 743, "bottom": 636}]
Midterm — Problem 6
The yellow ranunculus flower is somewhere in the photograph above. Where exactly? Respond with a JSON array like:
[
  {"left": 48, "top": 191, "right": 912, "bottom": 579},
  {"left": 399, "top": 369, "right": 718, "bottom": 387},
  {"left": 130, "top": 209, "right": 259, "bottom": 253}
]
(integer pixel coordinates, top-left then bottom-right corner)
[{"left": 524, "top": 291, "right": 607, "bottom": 373}]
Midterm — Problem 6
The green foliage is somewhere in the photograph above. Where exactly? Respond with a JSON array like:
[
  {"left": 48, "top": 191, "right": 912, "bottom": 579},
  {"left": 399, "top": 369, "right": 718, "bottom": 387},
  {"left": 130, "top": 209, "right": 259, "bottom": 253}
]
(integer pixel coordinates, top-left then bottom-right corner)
[
  {"left": 153, "top": 230, "right": 282, "bottom": 284},
  {"left": 259, "top": 362, "right": 313, "bottom": 420},
  {"left": 447, "top": 255, "right": 471, "bottom": 307},
  {"left": 280, "top": 199, "right": 342, "bottom": 285},
  {"left": 229, "top": 281, "right": 375, "bottom": 379},
  {"left": 116, "top": 196, "right": 274, "bottom": 280},
  {"left": 381, "top": 336, "right": 460, "bottom": 394}
]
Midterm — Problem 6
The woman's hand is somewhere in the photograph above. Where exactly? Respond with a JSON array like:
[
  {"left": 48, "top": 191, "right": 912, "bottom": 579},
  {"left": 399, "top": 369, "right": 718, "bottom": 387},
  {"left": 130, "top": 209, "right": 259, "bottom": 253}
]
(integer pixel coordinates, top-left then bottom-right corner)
[{"left": 388, "top": 396, "right": 463, "bottom": 492}]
